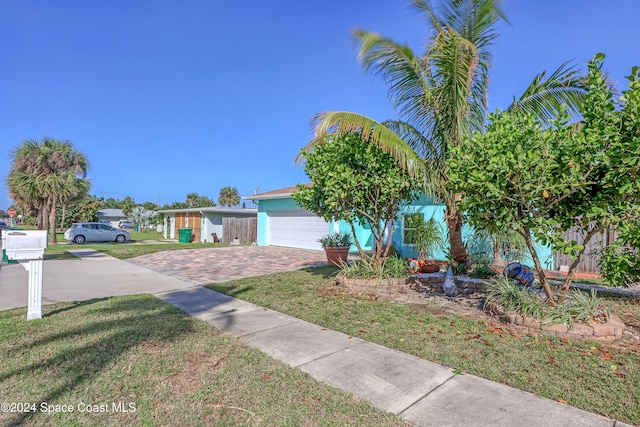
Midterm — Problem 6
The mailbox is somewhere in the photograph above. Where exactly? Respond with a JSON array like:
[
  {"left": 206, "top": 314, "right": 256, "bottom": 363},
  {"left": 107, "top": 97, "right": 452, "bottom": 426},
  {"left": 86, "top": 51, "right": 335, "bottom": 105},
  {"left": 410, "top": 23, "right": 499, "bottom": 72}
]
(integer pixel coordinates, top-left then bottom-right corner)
[
  {"left": 3, "top": 230, "right": 48, "bottom": 261},
  {"left": 1, "top": 229, "right": 48, "bottom": 320}
]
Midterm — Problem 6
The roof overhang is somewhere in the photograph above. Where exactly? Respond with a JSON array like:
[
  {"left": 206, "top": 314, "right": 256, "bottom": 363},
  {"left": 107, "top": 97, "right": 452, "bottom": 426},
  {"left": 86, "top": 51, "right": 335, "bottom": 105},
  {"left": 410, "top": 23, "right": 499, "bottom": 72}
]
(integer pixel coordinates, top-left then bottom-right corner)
[{"left": 157, "top": 207, "right": 257, "bottom": 214}]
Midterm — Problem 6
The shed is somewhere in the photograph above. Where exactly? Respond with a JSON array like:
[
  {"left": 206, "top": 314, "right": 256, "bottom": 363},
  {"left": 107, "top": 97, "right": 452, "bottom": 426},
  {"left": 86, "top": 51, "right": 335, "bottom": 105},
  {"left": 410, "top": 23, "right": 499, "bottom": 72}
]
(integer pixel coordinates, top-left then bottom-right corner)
[{"left": 158, "top": 207, "right": 257, "bottom": 243}]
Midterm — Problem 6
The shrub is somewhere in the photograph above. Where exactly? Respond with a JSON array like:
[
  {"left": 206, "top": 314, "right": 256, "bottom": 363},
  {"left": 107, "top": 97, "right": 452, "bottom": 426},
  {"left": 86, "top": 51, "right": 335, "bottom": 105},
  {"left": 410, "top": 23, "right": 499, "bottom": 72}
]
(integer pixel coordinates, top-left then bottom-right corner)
[
  {"left": 485, "top": 277, "right": 608, "bottom": 327},
  {"left": 597, "top": 222, "right": 640, "bottom": 287},
  {"left": 318, "top": 232, "right": 353, "bottom": 248},
  {"left": 473, "top": 264, "right": 498, "bottom": 279},
  {"left": 339, "top": 256, "right": 409, "bottom": 280}
]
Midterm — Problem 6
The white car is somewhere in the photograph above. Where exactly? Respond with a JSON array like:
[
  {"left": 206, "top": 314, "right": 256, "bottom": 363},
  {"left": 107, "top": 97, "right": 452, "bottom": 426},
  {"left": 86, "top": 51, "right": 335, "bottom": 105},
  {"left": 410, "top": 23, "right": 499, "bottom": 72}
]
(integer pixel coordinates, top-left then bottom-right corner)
[{"left": 64, "top": 222, "right": 131, "bottom": 244}]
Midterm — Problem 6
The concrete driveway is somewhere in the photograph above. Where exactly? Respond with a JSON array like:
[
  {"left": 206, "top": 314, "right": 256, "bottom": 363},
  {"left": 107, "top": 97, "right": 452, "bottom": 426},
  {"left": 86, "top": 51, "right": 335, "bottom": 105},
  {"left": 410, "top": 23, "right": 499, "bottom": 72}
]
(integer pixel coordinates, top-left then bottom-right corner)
[{"left": 0, "top": 246, "right": 330, "bottom": 311}]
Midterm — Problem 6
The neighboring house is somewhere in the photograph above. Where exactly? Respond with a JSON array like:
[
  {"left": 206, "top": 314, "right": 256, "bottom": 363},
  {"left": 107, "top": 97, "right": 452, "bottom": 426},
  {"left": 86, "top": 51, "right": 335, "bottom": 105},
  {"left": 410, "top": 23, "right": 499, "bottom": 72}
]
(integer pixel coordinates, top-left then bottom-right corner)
[
  {"left": 158, "top": 207, "right": 257, "bottom": 243},
  {"left": 96, "top": 209, "right": 128, "bottom": 227},
  {"left": 96, "top": 208, "right": 157, "bottom": 229},
  {"left": 244, "top": 184, "right": 555, "bottom": 268}
]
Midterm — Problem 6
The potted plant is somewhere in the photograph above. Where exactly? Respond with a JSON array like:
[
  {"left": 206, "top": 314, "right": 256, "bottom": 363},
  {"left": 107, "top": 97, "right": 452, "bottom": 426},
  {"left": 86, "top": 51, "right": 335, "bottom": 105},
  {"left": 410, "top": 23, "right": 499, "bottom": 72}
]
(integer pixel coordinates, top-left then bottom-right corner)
[
  {"left": 406, "top": 215, "right": 445, "bottom": 273},
  {"left": 318, "top": 231, "right": 354, "bottom": 266}
]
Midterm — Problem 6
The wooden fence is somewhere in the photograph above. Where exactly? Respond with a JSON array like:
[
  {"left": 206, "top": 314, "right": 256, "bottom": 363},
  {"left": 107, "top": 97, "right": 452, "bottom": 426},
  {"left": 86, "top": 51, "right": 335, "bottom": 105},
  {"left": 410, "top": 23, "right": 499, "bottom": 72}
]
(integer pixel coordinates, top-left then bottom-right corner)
[
  {"left": 223, "top": 217, "right": 257, "bottom": 244},
  {"left": 554, "top": 227, "right": 616, "bottom": 273}
]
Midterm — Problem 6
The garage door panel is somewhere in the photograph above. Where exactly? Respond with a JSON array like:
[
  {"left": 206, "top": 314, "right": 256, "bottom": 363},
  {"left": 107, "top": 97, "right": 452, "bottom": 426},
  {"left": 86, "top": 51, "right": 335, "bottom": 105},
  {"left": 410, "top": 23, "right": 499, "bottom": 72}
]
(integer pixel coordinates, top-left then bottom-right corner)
[{"left": 268, "top": 210, "right": 329, "bottom": 250}]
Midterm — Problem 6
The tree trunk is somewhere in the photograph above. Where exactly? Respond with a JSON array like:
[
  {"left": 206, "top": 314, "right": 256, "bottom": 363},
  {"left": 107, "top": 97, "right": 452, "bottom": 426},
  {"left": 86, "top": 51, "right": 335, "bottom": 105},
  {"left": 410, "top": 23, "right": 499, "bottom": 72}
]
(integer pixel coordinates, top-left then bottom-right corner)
[
  {"left": 349, "top": 222, "right": 368, "bottom": 260},
  {"left": 48, "top": 198, "right": 57, "bottom": 245},
  {"left": 445, "top": 203, "right": 468, "bottom": 264},
  {"left": 60, "top": 204, "right": 67, "bottom": 231},
  {"left": 521, "top": 228, "right": 555, "bottom": 304},
  {"left": 37, "top": 207, "right": 46, "bottom": 230},
  {"left": 557, "top": 226, "right": 605, "bottom": 304}
]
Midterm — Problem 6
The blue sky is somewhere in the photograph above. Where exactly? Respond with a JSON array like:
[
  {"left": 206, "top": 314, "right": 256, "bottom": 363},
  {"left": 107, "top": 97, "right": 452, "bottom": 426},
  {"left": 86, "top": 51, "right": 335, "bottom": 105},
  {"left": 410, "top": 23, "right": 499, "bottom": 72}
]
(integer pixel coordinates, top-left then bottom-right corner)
[{"left": 2, "top": 0, "right": 639, "bottom": 210}]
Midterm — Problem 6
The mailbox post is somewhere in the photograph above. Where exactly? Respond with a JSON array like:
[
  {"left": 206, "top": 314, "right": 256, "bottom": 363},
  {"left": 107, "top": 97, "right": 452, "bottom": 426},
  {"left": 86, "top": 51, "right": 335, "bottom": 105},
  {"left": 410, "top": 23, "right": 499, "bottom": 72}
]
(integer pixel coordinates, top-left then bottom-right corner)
[{"left": 2, "top": 230, "right": 48, "bottom": 320}]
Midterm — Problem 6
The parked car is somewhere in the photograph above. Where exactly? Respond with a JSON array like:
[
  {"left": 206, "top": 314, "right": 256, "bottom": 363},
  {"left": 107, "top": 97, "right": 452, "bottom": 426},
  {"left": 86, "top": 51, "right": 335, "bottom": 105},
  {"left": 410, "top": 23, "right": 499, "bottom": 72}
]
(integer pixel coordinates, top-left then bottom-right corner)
[
  {"left": 118, "top": 220, "right": 133, "bottom": 229},
  {"left": 64, "top": 222, "right": 130, "bottom": 244}
]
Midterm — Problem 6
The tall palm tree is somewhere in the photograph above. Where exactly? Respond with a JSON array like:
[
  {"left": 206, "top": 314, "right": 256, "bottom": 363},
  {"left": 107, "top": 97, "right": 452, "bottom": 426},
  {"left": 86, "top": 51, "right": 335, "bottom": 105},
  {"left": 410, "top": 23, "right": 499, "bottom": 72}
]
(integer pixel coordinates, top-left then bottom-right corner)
[
  {"left": 7, "top": 140, "right": 48, "bottom": 228},
  {"left": 218, "top": 186, "right": 241, "bottom": 207},
  {"left": 299, "top": 0, "right": 586, "bottom": 264},
  {"left": 6, "top": 137, "right": 90, "bottom": 244}
]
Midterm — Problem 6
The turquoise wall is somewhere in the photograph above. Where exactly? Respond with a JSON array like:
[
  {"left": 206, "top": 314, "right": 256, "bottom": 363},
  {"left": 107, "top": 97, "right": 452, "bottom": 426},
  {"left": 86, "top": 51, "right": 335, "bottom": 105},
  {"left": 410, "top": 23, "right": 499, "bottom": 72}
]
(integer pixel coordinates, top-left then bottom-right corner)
[
  {"left": 392, "top": 195, "right": 448, "bottom": 259},
  {"left": 258, "top": 194, "right": 554, "bottom": 268},
  {"left": 336, "top": 219, "right": 373, "bottom": 252}
]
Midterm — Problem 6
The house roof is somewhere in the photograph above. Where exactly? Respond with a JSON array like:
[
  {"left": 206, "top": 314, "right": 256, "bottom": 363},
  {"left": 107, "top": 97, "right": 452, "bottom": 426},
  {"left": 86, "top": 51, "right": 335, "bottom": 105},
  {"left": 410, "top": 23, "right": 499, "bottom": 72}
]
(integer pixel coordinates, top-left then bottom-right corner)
[
  {"left": 97, "top": 208, "right": 157, "bottom": 218},
  {"left": 97, "top": 209, "right": 125, "bottom": 217},
  {"left": 157, "top": 206, "right": 257, "bottom": 214},
  {"left": 243, "top": 183, "right": 312, "bottom": 201}
]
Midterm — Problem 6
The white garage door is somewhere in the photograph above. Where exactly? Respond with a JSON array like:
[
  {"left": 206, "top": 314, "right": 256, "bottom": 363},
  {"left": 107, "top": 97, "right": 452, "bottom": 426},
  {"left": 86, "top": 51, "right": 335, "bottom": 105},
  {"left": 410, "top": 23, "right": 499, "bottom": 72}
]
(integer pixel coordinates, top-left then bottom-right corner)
[{"left": 268, "top": 210, "right": 330, "bottom": 250}]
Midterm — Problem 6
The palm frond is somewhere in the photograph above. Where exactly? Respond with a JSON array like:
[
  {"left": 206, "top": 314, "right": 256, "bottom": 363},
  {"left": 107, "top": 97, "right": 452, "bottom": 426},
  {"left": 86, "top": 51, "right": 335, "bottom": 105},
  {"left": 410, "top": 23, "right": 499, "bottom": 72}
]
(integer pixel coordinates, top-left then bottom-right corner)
[
  {"left": 508, "top": 61, "right": 587, "bottom": 122},
  {"left": 353, "top": 29, "right": 432, "bottom": 127},
  {"left": 300, "top": 112, "right": 429, "bottom": 183},
  {"left": 413, "top": 0, "right": 508, "bottom": 49}
]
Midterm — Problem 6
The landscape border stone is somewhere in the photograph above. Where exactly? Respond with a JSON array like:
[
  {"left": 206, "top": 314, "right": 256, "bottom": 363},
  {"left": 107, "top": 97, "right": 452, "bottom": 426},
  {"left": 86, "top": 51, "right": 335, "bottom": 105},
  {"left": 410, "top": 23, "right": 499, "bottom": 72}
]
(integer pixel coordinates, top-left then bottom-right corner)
[
  {"left": 484, "top": 300, "right": 625, "bottom": 342},
  {"left": 335, "top": 274, "right": 626, "bottom": 343}
]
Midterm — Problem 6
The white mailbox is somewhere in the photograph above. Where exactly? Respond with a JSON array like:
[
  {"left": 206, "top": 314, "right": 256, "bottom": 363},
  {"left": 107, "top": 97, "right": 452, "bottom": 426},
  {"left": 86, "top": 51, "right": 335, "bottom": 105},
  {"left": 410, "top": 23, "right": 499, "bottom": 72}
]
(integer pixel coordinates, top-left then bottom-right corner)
[
  {"left": 2, "top": 229, "right": 48, "bottom": 320},
  {"left": 3, "top": 230, "right": 48, "bottom": 260}
]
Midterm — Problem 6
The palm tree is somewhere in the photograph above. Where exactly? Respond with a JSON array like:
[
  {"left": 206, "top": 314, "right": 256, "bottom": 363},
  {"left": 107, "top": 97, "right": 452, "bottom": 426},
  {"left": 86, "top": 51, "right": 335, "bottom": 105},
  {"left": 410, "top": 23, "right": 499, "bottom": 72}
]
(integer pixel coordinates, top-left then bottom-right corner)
[
  {"left": 299, "top": 0, "right": 586, "bottom": 264},
  {"left": 6, "top": 138, "right": 90, "bottom": 244},
  {"left": 127, "top": 206, "right": 148, "bottom": 230},
  {"left": 7, "top": 140, "right": 48, "bottom": 228},
  {"left": 218, "top": 186, "right": 241, "bottom": 207}
]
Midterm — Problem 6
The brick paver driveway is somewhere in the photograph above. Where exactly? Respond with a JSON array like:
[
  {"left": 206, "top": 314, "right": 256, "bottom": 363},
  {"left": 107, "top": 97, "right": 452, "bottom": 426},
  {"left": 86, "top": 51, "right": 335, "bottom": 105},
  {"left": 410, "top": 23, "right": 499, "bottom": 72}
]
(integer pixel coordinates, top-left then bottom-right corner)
[{"left": 126, "top": 246, "right": 330, "bottom": 284}]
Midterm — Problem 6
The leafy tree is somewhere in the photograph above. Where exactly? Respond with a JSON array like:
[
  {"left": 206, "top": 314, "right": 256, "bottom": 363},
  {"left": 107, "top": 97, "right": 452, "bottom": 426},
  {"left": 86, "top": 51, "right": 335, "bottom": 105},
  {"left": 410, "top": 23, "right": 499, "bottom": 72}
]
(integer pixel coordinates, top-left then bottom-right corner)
[
  {"left": 6, "top": 137, "right": 90, "bottom": 244},
  {"left": 293, "top": 133, "right": 419, "bottom": 261},
  {"left": 57, "top": 194, "right": 101, "bottom": 225},
  {"left": 162, "top": 201, "right": 188, "bottom": 209},
  {"left": 298, "top": 0, "right": 585, "bottom": 265},
  {"left": 218, "top": 186, "right": 241, "bottom": 207},
  {"left": 598, "top": 221, "right": 640, "bottom": 287},
  {"left": 183, "top": 193, "right": 216, "bottom": 208},
  {"left": 141, "top": 201, "right": 159, "bottom": 211},
  {"left": 103, "top": 198, "right": 121, "bottom": 209},
  {"left": 448, "top": 54, "right": 640, "bottom": 302},
  {"left": 120, "top": 196, "right": 137, "bottom": 215}
]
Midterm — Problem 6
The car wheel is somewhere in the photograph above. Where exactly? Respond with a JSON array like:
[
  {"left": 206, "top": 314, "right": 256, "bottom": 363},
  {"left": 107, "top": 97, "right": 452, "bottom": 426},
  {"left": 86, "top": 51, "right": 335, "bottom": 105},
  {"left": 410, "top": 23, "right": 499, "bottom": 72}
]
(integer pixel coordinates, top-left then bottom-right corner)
[
  {"left": 73, "top": 235, "right": 86, "bottom": 244},
  {"left": 115, "top": 234, "right": 126, "bottom": 243}
]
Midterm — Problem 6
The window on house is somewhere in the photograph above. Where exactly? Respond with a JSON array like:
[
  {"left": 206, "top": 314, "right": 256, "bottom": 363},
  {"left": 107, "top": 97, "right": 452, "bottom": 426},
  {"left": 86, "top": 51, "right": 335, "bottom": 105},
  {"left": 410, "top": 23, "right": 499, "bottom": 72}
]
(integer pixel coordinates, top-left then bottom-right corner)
[{"left": 403, "top": 213, "right": 423, "bottom": 245}]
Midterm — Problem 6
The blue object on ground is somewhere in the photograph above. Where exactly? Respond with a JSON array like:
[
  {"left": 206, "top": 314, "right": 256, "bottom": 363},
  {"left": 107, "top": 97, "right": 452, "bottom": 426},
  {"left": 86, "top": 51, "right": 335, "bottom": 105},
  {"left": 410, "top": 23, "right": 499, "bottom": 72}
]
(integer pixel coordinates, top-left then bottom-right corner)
[{"left": 503, "top": 262, "right": 534, "bottom": 286}]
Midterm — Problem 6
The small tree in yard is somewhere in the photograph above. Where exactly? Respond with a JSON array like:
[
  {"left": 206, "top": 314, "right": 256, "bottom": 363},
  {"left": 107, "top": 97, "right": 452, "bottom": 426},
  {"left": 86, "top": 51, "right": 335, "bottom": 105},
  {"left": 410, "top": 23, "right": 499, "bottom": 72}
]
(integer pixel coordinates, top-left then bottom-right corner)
[
  {"left": 448, "top": 54, "right": 640, "bottom": 303},
  {"left": 128, "top": 206, "right": 148, "bottom": 230},
  {"left": 294, "top": 132, "right": 419, "bottom": 261}
]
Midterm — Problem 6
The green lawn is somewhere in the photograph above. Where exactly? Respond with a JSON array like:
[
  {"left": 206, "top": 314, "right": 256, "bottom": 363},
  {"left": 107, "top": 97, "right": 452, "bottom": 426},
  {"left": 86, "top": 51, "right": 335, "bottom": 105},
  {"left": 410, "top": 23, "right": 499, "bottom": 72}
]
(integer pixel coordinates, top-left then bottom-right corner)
[
  {"left": 0, "top": 295, "right": 408, "bottom": 426},
  {"left": 209, "top": 268, "right": 640, "bottom": 426},
  {"left": 45, "top": 230, "right": 228, "bottom": 260}
]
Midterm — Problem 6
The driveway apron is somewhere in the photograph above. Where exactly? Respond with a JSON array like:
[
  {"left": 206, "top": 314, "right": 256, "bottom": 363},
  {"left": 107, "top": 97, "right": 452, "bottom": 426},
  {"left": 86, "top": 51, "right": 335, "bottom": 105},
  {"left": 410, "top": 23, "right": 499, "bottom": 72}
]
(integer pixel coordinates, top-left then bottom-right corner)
[{"left": 125, "top": 246, "right": 329, "bottom": 284}]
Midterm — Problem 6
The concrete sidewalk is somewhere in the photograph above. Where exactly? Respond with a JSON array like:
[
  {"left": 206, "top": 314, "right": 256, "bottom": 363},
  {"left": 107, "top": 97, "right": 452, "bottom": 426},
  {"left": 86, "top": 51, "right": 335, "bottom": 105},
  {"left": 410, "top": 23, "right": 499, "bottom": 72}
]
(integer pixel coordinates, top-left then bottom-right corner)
[
  {"left": 0, "top": 249, "right": 197, "bottom": 311},
  {"left": 156, "top": 286, "right": 632, "bottom": 427}
]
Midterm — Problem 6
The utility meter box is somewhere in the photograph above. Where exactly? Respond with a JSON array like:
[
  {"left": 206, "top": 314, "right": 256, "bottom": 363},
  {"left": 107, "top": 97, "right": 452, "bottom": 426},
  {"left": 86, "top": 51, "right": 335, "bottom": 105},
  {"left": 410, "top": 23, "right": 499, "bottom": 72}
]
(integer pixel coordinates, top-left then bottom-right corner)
[{"left": 3, "top": 230, "right": 48, "bottom": 261}]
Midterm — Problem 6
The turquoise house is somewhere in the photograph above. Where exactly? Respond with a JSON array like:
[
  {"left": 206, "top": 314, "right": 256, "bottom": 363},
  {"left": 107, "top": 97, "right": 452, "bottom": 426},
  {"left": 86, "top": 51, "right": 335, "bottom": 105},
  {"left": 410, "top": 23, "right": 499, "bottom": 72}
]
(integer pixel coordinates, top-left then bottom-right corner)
[{"left": 246, "top": 184, "right": 553, "bottom": 267}]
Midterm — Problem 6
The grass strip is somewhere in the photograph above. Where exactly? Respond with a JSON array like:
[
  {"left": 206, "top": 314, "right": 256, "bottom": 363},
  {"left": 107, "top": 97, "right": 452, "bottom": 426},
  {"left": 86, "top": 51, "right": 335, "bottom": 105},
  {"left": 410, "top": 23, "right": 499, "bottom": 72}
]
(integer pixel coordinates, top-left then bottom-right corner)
[
  {"left": 208, "top": 267, "right": 640, "bottom": 426},
  {"left": 0, "top": 295, "right": 408, "bottom": 426}
]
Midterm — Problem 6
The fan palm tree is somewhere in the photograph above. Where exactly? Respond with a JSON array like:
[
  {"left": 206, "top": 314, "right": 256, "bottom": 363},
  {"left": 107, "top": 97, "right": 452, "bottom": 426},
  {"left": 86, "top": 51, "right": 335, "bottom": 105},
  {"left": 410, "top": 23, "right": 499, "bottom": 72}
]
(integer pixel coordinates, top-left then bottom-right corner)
[
  {"left": 218, "top": 186, "right": 241, "bottom": 207},
  {"left": 298, "top": 0, "right": 586, "bottom": 264},
  {"left": 7, "top": 138, "right": 90, "bottom": 244}
]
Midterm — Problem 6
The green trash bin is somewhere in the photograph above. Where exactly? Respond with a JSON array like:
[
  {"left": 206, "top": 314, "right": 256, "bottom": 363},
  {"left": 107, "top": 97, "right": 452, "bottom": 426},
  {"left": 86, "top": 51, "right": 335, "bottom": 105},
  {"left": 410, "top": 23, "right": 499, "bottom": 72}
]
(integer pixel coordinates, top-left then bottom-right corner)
[
  {"left": 178, "top": 228, "right": 192, "bottom": 243},
  {"left": 3, "top": 249, "right": 19, "bottom": 264},
  {"left": 2, "top": 226, "right": 22, "bottom": 264}
]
